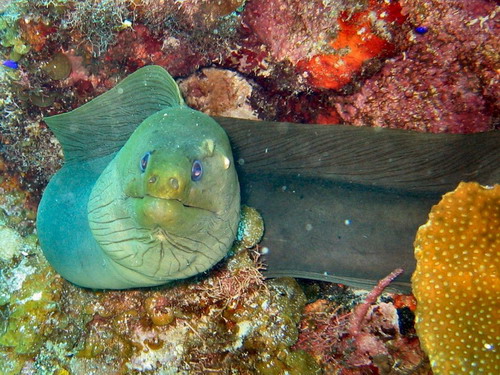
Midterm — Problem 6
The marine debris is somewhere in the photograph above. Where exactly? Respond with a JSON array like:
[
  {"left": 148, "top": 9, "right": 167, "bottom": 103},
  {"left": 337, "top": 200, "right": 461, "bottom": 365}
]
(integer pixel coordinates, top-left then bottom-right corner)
[{"left": 412, "top": 182, "right": 499, "bottom": 375}]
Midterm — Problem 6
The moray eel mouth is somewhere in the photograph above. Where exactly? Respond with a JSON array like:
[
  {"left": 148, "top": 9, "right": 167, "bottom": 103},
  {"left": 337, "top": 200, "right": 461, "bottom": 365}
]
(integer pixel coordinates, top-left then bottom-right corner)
[
  {"left": 135, "top": 193, "right": 213, "bottom": 211},
  {"left": 128, "top": 192, "right": 219, "bottom": 232}
]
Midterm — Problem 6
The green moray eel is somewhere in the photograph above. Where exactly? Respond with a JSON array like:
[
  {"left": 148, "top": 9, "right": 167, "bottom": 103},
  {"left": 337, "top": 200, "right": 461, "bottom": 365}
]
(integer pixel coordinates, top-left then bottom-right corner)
[
  {"left": 215, "top": 118, "right": 500, "bottom": 292},
  {"left": 38, "top": 65, "right": 500, "bottom": 292},
  {"left": 37, "top": 66, "right": 240, "bottom": 289}
]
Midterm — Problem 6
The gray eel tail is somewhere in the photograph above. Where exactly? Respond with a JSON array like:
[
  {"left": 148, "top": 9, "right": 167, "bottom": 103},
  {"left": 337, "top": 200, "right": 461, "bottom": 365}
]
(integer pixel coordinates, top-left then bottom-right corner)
[{"left": 216, "top": 118, "right": 500, "bottom": 293}]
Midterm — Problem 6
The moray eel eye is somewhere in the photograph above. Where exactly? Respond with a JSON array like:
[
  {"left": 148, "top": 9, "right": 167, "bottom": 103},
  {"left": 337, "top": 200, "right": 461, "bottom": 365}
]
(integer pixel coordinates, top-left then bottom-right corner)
[
  {"left": 191, "top": 160, "right": 203, "bottom": 181},
  {"left": 140, "top": 151, "right": 151, "bottom": 172}
]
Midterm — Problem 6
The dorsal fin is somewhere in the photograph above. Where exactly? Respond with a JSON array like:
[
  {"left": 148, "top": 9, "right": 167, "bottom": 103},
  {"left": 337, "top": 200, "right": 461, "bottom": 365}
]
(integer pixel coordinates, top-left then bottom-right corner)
[{"left": 44, "top": 65, "right": 185, "bottom": 164}]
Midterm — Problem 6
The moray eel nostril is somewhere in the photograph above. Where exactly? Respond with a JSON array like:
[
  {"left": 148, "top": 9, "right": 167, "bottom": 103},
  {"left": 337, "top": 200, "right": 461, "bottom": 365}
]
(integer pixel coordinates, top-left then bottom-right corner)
[{"left": 169, "top": 177, "right": 179, "bottom": 190}]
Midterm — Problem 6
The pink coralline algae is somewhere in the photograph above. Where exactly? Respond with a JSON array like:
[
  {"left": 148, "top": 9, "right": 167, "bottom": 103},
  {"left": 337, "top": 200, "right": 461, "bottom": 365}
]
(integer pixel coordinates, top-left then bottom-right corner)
[
  {"left": 296, "top": 0, "right": 407, "bottom": 90},
  {"left": 241, "top": 0, "right": 407, "bottom": 91},
  {"left": 330, "top": 0, "right": 499, "bottom": 133}
]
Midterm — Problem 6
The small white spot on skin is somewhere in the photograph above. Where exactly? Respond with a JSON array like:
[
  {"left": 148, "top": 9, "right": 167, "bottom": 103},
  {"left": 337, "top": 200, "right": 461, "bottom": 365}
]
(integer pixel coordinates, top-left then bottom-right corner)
[
  {"left": 344, "top": 219, "right": 351, "bottom": 226},
  {"left": 305, "top": 223, "right": 313, "bottom": 231},
  {"left": 281, "top": 186, "right": 287, "bottom": 192},
  {"left": 223, "top": 156, "right": 231, "bottom": 170},
  {"left": 323, "top": 272, "right": 329, "bottom": 276},
  {"left": 117, "top": 87, "right": 124, "bottom": 94}
]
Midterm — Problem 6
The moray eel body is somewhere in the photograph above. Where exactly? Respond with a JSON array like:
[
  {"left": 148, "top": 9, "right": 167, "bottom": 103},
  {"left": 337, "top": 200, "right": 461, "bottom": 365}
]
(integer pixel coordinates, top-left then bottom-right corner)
[
  {"left": 37, "top": 66, "right": 240, "bottom": 289},
  {"left": 216, "top": 118, "right": 500, "bottom": 292}
]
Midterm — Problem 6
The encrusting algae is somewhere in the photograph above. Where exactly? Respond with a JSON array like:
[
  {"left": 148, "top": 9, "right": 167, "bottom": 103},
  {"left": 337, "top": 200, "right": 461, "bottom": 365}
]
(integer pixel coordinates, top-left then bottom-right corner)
[{"left": 412, "top": 181, "right": 499, "bottom": 375}]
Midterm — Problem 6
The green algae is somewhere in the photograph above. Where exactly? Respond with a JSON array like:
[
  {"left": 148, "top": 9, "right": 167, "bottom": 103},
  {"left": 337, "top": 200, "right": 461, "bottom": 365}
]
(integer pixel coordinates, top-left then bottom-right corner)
[
  {"left": 0, "top": 7, "right": 30, "bottom": 60},
  {"left": 255, "top": 349, "right": 321, "bottom": 375},
  {"left": 0, "top": 240, "right": 64, "bottom": 374},
  {"left": 239, "top": 278, "right": 320, "bottom": 374}
]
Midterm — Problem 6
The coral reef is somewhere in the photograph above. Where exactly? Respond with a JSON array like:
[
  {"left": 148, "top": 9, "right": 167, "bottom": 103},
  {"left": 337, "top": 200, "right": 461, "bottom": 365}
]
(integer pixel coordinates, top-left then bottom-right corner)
[
  {"left": 296, "top": 0, "right": 406, "bottom": 90},
  {"left": 0, "top": 162, "right": 38, "bottom": 234},
  {"left": 0, "top": 0, "right": 498, "bottom": 373},
  {"left": 412, "top": 182, "right": 499, "bottom": 374},
  {"left": 179, "top": 68, "right": 258, "bottom": 119},
  {"left": 0, "top": 244, "right": 321, "bottom": 374},
  {"left": 63, "top": 0, "right": 130, "bottom": 56},
  {"left": 242, "top": 0, "right": 346, "bottom": 64},
  {"left": 233, "top": 205, "right": 265, "bottom": 252},
  {"left": 0, "top": 204, "right": 60, "bottom": 373}
]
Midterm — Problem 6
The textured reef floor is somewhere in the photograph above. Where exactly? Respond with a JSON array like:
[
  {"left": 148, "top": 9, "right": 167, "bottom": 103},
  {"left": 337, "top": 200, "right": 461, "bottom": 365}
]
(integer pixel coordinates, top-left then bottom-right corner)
[{"left": 0, "top": 0, "right": 498, "bottom": 374}]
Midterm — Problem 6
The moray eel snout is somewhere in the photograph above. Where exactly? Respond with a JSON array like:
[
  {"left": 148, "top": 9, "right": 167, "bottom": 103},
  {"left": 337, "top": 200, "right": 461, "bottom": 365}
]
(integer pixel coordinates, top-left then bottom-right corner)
[{"left": 38, "top": 67, "right": 240, "bottom": 289}]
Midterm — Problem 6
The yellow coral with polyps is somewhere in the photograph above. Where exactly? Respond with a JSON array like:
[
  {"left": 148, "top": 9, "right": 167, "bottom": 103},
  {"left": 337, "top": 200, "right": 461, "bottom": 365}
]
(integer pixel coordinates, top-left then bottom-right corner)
[{"left": 412, "top": 182, "right": 499, "bottom": 374}]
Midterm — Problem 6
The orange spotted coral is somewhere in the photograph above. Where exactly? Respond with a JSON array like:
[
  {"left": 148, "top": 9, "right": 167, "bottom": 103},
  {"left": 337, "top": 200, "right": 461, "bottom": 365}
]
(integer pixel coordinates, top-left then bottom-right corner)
[{"left": 412, "top": 181, "right": 499, "bottom": 374}]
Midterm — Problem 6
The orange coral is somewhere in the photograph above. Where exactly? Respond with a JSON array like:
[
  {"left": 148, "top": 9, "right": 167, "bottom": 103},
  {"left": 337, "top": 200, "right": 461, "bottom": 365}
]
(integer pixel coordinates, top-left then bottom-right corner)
[
  {"left": 412, "top": 182, "right": 499, "bottom": 374},
  {"left": 298, "top": 0, "right": 406, "bottom": 90}
]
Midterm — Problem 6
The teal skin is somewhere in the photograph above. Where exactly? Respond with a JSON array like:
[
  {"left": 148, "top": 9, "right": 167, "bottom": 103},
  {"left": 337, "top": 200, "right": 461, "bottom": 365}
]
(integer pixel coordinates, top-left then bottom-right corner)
[{"left": 37, "top": 66, "right": 240, "bottom": 289}]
